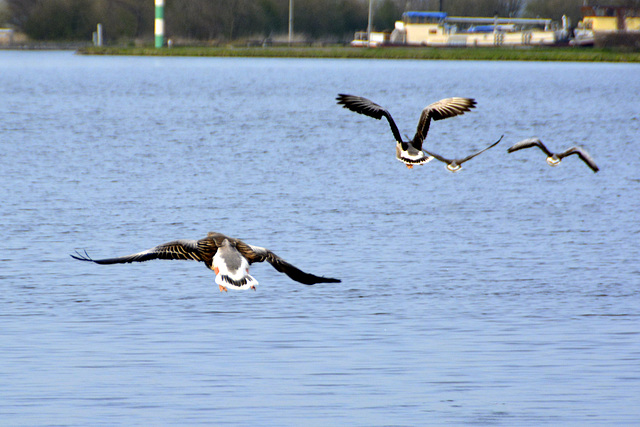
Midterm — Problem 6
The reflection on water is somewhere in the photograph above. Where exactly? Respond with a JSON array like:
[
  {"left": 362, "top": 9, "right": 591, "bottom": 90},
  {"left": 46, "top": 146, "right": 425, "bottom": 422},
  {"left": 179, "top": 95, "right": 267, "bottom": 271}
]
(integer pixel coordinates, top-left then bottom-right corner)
[{"left": 1, "top": 51, "right": 639, "bottom": 425}]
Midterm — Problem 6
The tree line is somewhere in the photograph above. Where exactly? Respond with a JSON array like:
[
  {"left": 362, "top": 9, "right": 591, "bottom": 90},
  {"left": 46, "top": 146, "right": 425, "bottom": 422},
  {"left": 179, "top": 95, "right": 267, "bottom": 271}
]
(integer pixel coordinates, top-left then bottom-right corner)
[{"left": 2, "top": 0, "right": 640, "bottom": 43}]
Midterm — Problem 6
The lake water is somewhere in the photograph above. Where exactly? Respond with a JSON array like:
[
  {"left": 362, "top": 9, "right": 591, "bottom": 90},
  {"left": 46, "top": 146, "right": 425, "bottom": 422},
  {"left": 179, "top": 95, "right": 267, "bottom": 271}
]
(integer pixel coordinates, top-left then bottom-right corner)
[{"left": 1, "top": 50, "right": 639, "bottom": 425}]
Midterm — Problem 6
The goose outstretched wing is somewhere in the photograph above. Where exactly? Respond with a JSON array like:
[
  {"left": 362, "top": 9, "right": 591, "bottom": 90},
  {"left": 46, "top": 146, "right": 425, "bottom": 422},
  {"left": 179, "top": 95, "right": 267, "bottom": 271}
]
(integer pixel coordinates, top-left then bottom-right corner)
[
  {"left": 336, "top": 94, "right": 403, "bottom": 143},
  {"left": 413, "top": 97, "right": 476, "bottom": 148},
  {"left": 423, "top": 135, "right": 503, "bottom": 165},
  {"left": 558, "top": 146, "right": 599, "bottom": 172},
  {"left": 457, "top": 135, "right": 503, "bottom": 164},
  {"left": 236, "top": 241, "right": 341, "bottom": 285},
  {"left": 421, "top": 148, "right": 452, "bottom": 164},
  {"left": 71, "top": 238, "right": 215, "bottom": 266},
  {"left": 507, "top": 138, "right": 553, "bottom": 157}
]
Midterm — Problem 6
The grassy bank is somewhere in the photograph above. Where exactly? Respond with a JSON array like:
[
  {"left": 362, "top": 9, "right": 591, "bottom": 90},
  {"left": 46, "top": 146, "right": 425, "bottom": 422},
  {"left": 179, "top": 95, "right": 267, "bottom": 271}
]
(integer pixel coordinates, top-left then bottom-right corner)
[{"left": 78, "top": 45, "right": 640, "bottom": 62}]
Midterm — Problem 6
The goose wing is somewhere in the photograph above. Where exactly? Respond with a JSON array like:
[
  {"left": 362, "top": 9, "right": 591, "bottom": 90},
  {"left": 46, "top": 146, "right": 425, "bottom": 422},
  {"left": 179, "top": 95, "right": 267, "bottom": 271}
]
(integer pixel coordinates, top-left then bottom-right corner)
[
  {"left": 413, "top": 97, "right": 476, "bottom": 149},
  {"left": 420, "top": 148, "right": 452, "bottom": 165},
  {"left": 457, "top": 135, "right": 503, "bottom": 164},
  {"left": 507, "top": 138, "right": 553, "bottom": 156},
  {"left": 336, "top": 94, "right": 403, "bottom": 143},
  {"left": 71, "top": 238, "right": 216, "bottom": 266},
  {"left": 557, "top": 146, "right": 599, "bottom": 172},
  {"left": 235, "top": 241, "right": 341, "bottom": 285}
]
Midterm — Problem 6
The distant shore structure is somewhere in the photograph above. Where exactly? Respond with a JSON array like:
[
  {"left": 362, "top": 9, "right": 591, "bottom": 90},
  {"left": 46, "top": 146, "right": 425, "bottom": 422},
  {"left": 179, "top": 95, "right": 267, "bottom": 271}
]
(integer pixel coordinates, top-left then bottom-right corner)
[
  {"left": 92, "top": 24, "right": 103, "bottom": 47},
  {"left": 351, "top": 11, "right": 569, "bottom": 47},
  {"left": 572, "top": 5, "right": 640, "bottom": 46},
  {"left": 0, "top": 28, "right": 14, "bottom": 46},
  {"left": 155, "top": 0, "right": 164, "bottom": 48}
]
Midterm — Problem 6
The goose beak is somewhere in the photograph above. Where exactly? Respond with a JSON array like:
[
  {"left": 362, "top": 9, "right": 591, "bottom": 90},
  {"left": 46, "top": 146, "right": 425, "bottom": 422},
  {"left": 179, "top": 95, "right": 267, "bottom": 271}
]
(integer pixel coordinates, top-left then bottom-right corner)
[{"left": 406, "top": 164, "right": 413, "bottom": 169}]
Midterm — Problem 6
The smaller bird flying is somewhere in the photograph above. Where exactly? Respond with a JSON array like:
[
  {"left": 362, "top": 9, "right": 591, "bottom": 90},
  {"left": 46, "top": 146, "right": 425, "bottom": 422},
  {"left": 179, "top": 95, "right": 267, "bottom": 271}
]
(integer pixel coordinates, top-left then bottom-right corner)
[
  {"left": 507, "top": 138, "right": 599, "bottom": 173},
  {"left": 336, "top": 94, "right": 476, "bottom": 169},
  {"left": 71, "top": 232, "right": 341, "bottom": 292},
  {"left": 422, "top": 135, "right": 504, "bottom": 173}
]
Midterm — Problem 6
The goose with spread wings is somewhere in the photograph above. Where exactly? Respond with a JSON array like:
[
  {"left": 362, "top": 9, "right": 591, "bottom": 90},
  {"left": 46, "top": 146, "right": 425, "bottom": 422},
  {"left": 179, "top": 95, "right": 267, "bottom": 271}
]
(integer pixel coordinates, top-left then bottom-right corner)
[
  {"left": 71, "top": 232, "right": 341, "bottom": 292},
  {"left": 423, "top": 135, "right": 504, "bottom": 172},
  {"left": 336, "top": 94, "right": 476, "bottom": 169},
  {"left": 507, "top": 138, "right": 599, "bottom": 173}
]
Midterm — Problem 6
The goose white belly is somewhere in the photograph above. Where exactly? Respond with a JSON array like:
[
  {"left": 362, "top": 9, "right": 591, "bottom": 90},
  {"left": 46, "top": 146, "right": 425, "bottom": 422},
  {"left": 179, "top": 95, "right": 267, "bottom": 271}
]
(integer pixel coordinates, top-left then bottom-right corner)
[{"left": 212, "top": 248, "right": 259, "bottom": 290}]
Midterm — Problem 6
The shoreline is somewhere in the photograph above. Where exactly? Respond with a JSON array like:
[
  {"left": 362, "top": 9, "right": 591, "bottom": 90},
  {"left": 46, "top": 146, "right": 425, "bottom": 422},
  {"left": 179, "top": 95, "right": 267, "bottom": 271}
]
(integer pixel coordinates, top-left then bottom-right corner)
[{"left": 76, "top": 45, "right": 640, "bottom": 62}]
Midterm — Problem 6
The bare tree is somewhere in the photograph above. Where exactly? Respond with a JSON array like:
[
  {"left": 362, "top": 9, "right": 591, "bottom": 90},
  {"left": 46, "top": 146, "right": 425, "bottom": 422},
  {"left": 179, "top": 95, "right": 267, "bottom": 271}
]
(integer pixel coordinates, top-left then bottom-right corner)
[
  {"left": 444, "top": 0, "right": 526, "bottom": 17},
  {"left": 524, "top": 0, "right": 583, "bottom": 23},
  {"left": 4, "top": 0, "right": 38, "bottom": 27}
]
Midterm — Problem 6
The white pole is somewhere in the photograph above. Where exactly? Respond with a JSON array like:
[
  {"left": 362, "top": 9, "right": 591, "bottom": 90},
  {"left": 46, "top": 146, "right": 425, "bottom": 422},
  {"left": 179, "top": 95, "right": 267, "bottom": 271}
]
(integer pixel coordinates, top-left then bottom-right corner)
[
  {"left": 96, "top": 23, "right": 103, "bottom": 47},
  {"left": 367, "top": 0, "right": 373, "bottom": 47},
  {"left": 288, "top": 0, "right": 294, "bottom": 45}
]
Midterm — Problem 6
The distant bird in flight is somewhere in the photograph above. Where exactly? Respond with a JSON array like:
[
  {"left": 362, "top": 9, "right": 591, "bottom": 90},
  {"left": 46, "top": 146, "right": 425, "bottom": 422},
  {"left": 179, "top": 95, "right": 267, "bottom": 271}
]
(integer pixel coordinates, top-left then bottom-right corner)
[
  {"left": 71, "top": 232, "right": 341, "bottom": 292},
  {"left": 507, "top": 138, "right": 599, "bottom": 173},
  {"left": 423, "top": 135, "right": 504, "bottom": 172},
  {"left": 336, "top": 93, "right": 476, "bottom": 169}
]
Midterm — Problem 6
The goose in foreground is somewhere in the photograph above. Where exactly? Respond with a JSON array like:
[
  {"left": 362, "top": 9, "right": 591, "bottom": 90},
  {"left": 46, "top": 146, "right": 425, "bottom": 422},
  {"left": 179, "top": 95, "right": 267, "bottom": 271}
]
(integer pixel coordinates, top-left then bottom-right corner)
[
  {"left": 422, "top": 135, "right": 504, "bottom": 172},
  {"left": 336, "top": 93, "right": 476, "bottom": 169},
  {"left": 507, "top": 138, "right": 599, "bottom": 173},
  {"left": 71, "top": 232, "right": 341, "bottom": 292}
]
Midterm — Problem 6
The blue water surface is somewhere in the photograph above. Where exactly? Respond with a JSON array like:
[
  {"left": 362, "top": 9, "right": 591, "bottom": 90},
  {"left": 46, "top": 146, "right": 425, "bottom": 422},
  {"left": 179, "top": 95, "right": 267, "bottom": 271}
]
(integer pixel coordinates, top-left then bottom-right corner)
[{"left": 1, "top": 50, "right": 639, "bottom": 425}]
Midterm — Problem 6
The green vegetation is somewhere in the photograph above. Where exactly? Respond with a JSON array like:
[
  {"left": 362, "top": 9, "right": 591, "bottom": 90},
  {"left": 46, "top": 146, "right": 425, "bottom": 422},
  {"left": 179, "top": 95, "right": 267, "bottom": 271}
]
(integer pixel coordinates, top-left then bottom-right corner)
[{"left": 78, "top": 45, "right": 640, "bottom": 63}]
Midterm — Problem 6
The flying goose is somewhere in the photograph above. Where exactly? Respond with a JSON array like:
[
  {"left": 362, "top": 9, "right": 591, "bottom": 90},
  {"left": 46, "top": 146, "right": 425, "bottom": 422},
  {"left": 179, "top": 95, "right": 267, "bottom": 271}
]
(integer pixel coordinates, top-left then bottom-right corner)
[
  {"left": 336, "top": 94, "right": 476, "bottom": 169},
  {"left": 423, "top": 135, "right": 504, "bottom": 172},
  {"left": 507, "top": 138, "right": 599, "bottom": 173},
  {"left": 71, "top": 232, "right": 341, "bottom": 292}
]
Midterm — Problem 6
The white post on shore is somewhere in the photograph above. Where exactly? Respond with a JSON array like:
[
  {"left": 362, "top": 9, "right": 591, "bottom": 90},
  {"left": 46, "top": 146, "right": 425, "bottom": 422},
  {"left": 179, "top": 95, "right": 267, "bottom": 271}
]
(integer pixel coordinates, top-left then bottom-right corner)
[
  {"left": 367, "top": 0, "right": 373, "bottom": 47},
  {"left": 288, "top": 0, "right": 294, "bottom": 45},
  {"left": 96, "top": 23, "right": 103, "bottom": 46},
  {"left": 155, "top": 0, "right": 164, "bottom": 48}
]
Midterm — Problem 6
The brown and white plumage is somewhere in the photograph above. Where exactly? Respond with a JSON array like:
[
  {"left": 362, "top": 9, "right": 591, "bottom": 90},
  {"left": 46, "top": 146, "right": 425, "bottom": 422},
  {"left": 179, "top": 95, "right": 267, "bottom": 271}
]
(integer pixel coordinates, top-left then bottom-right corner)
[
  {"left": 423, "top": 135, "right": 503, "bottom": 173},
  {"left": 507, "top": 138, "right": 599, "bottom": 173},
  {"left": 336, "top": 94, "right": 476, "bottom": 169},
  {"left": 71, "top": 232, "right": 341, "bottom": 291}
]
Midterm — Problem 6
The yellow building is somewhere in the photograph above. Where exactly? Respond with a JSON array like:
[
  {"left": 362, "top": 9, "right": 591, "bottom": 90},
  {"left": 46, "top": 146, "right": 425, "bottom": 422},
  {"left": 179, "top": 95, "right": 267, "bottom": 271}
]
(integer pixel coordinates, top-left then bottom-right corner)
[
  {"left": 624, "top": 17, "right": 640, "bottom": 31},
  {"left": 581, "top": 16, "right": 618, "bottom": 32},
  {"left": 576, "top": 6, "right": 640, "bottom": 33}
]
